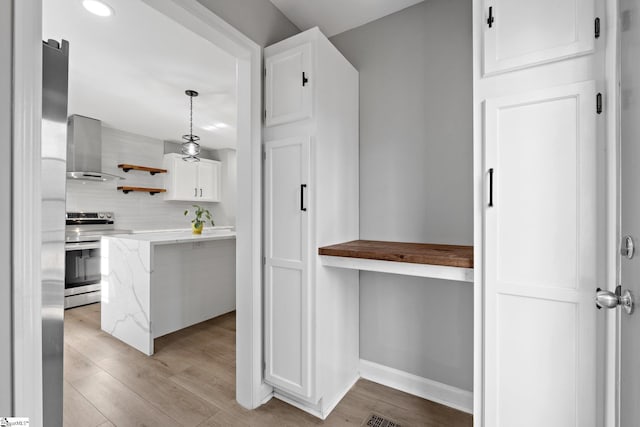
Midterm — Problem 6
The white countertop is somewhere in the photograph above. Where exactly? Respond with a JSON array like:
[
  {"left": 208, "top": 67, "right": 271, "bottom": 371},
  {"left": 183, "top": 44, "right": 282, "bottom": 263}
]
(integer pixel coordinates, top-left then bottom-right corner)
[{"left": 103, "top": 228, "right": 236, "bottom": 245}]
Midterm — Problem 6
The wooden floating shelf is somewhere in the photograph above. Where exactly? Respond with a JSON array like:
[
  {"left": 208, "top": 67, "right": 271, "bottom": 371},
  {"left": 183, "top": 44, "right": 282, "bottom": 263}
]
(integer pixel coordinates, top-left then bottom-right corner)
[
  {"left": 118, "top": 186, "right": 167, "bottom": 195},
  {"left": 318, "top": 240, "right": 474, "bottom": 282},
  {"left": 118, "top": 164, "right": 167, "bottom": 175},
  {"left": 319, "top": 240, "right": 473, "bottom": 267}
]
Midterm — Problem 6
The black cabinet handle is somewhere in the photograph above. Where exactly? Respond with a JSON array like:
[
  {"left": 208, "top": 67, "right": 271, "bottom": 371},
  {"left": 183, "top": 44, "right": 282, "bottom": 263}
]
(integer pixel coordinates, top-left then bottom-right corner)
[
  {"left": 200, "top": 188, "right": 203, "bottom": 197},
  {"left": 487, "top": 6, "right": 495, "bottom": 28},
  {"left": 301, "top": 184, "right": 307, "bottom": 211},
  {"left": 302, "top": 72, "right": 309, "bottom": 87},
  {"left": 488, "top": 168, "right": 494, "bottom": 207}
]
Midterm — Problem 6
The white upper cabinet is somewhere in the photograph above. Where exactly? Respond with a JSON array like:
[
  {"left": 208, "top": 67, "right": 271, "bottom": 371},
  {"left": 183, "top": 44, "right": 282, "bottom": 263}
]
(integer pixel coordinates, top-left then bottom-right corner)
[
  {"left": 163, "top": 153, "right": 221, "bottom": 202},
  {"left": 196, "top": 160, "right": 220, "bottom": 201},
  {"left": 170, "top": 155, "right": 199, "bottom": 200},
  {"left": 482, "top": 0, "right": 595, "bottom": 75},
  {"left": 265, "top": 43, "right": 313, "bottom": 127}
]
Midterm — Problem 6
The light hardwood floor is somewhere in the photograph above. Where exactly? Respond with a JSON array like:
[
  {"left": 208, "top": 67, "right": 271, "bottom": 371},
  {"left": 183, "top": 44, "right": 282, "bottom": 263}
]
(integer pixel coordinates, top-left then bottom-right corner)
[{"left": 64, "top": 304, "right": 472, "bottom": 427}]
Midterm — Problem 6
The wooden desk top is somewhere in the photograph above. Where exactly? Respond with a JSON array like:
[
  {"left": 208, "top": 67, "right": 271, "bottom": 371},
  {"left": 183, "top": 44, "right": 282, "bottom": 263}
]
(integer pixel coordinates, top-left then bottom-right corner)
[{"left": 318, "top": 240, "right": 473, "bottom": 268}]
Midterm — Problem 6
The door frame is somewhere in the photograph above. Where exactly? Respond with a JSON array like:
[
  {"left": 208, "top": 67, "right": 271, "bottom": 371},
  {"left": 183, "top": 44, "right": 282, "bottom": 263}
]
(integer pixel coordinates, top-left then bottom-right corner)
[
  {"left": 1, "top": 0, "right": 14, "bottom": 417},
  {"left": 12, "top": 0, "right": 45, "bottom": 424},
  {"left": 139, "top": 0, "right": 269, "bottom": 409},
  {"left": 12, "top": 0, "right": 268, "bottom": 422},
  {"left": 603, "top": 0, "right": 620, "bottom": 425}
]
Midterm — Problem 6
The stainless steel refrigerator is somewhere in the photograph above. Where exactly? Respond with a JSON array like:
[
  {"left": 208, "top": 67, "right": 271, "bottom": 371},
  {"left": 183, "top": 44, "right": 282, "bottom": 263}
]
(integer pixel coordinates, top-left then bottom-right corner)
[{"left": 41, "top": 38, "right": 68, "bottom": 427}]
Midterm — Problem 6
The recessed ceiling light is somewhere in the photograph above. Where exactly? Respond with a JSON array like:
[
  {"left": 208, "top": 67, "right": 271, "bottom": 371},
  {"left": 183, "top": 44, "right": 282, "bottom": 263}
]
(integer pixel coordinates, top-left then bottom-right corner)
[
  {"left": 82, "top": 0, "right": 114, "bottom": 17},
  {"left": 202, "top": 123, "right": 229, "bottom": 131}
]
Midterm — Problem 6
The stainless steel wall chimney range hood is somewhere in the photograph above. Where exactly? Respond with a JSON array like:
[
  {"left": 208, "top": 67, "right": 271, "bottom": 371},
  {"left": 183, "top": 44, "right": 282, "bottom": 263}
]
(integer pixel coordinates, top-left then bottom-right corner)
[{"left": 67, "top": 114, "right": 124, "bottom": 181}]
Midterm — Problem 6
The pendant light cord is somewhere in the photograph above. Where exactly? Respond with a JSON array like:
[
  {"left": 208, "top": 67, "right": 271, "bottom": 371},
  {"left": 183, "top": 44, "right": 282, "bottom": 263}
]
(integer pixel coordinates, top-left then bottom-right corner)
[{"left": 189, "top": 94, "right": 193, "bottom": 140}]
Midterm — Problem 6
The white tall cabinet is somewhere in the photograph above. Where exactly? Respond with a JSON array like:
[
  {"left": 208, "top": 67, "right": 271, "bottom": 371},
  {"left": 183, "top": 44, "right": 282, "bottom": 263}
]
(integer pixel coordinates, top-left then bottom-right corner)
[
  {"left": 263, "top": 28, "right": 359, "bottom": 419},
  {"left": 474, "top": 0, "right": 607, "bottom": 426}
]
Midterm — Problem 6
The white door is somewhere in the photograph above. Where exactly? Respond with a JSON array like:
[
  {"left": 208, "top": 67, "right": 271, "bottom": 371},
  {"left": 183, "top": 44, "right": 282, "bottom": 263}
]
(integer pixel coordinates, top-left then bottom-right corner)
[
  {"left": 265, "top": 43, "right": 313, "bottom": 127},
  {"left": 484, "top": 81, "right": 600, "bottom": 427},
  {"left": 619, "top": 0, "right": 640, "bottom": 423},
  {"left": 482, "top": 0, "right": 595, "bottom": 75},
  {"left": 171, "top": 157, "right": 198, "bottom": 200},
  {"left": 264, "top": 136, "right": 312, "bottom": 398},
  {"left": 198, "top": 161, "right": 220, "bottom": 202}
]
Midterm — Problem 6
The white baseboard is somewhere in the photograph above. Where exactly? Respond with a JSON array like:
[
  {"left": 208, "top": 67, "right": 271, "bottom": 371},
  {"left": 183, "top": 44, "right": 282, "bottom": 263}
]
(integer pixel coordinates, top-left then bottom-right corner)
[
  {"left": 359, "top": 359, "right": 473, "bottom": 414},
  {"left": 259, "top": 386, "right": 273, "bottom": 406},
  {"left": 319, "top": 374, "right": 360, "bottom": 418},
  {"left": 273, "top": 374, "right": 359, "bottom": 420},
  {"left": 274, "top": 391, "right": 325, "bottom": 419},
  {"left": 268, "top": 361, "right": 473, "bottom": 417}
]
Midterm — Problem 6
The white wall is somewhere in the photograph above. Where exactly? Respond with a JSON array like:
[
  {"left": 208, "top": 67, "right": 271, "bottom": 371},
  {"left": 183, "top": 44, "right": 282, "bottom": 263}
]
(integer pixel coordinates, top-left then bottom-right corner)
[
  {"left": 0, "top": 0, "right": 13, "bottom": 414},
  {"left": 331, "top": 0, "right": 474, "bottom": 391},
  {"left": 197, "top": 0, "right": 299, "bottom": 47},
  {"left": 213, "top": 149, "right": 237, "bottom": 226},
  {"left": 66, "top": 126, "right": 234, "bottom": 230}
]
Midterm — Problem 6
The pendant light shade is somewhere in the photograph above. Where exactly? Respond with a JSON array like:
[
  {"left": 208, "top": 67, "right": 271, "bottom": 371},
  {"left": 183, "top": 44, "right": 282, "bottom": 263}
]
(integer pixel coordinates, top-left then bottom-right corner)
[{"left": 181, "top": 89, "right": 201, "bottom": 162}]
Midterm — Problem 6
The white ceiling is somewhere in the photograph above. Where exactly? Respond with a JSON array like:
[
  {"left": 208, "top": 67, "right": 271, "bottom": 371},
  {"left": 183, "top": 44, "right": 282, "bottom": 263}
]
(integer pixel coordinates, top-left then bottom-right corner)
[
  {"left": 270, "top": 0, "right": 425, "bottom": 37},
  {"left": 43, "top": 0, "right": 238, "bottom": 149}
]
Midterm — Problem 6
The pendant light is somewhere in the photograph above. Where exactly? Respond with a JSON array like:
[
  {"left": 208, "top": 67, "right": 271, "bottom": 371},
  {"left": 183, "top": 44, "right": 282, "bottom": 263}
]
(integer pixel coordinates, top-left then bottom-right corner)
[{"left": 181, "top": 89, "right": 201, "bottom": 162}]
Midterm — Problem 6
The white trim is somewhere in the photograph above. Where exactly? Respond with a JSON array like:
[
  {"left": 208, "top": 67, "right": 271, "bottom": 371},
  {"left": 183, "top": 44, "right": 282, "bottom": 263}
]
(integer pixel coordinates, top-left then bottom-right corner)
[
  {"left": 260, "top": 389, "right": 274, "bottom": 405},
  {"left": 604, "top": 0, "right": 619, "bottom": 422},
  {"left": 320, "top": 255, "right": 474, "bottom": 282},
  {"left": 273, "top": 392, "right": 325, "bottom": 419},
  {"left": 319, "top": 375, "right": 360, "bottom": 419},
  {"left": 472, "top": 1, "right": 485, "bottom": 425},
  {"left": 273, "top": 361, "right": 473, "bottom": 418},
  {"left": 141, "top": 0, "right": 267, "bottom": 409},
  {"left": 604, "top": 0, "right": 620, "bottom": 425},
  {"left": 273, "top": 374, "right": 359, "bottom": 420},
  {"left": 0, "top": 0, "right": 13, "bottom": 415},
  {"left": 12, "top": 0, "right": 43, "bottom": 424},
  {"left": 359, "top": 359, "right": 474, "bottom": 415}
]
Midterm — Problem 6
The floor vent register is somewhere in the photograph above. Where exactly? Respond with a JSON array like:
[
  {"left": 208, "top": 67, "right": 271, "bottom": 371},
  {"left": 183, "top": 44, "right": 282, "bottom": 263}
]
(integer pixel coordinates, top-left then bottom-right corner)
[{"left": 363, "top": 413, "right": 401, "bottom": 427}]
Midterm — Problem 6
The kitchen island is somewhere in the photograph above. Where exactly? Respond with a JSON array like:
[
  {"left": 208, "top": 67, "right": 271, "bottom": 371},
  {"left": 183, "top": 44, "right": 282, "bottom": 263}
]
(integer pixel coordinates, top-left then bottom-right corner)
[{"left": 100, "top": 228, "right": 236, "bottom": 355}]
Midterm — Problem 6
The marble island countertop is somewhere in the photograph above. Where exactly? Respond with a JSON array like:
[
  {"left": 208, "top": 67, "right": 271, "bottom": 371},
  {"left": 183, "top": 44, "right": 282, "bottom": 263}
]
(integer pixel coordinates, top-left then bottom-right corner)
[
  {"left": 100, "top": 225, "right": 236, "bottom": 355},
  {"left": 104, "top": 227, "right": 236, "bottom": 245}
]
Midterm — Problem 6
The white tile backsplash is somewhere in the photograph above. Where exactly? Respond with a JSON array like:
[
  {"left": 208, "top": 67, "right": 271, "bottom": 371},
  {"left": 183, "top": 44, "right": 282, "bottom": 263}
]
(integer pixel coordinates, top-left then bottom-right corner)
[{"left": 66, "top": 126, "right": 234, "bottom": 231}]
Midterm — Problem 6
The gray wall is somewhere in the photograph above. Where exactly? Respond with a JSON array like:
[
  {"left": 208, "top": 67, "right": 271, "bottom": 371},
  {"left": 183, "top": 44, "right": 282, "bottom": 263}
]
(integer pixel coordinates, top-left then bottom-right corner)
[
  {"left": 331, "top": 0, "right": 474, "bottom": 391},
  {"left": 197, "top": 0, "right": 299, "bottom": 47},
  {"left": 0, "top": 0, "right": 12, "bottom": 414}
]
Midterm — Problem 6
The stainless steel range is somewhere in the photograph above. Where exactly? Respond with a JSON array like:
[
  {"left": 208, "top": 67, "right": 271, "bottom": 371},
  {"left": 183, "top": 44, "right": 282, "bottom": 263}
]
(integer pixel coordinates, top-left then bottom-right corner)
[{"left": 64, "top": 212, "right": 130, "bottom": 309}]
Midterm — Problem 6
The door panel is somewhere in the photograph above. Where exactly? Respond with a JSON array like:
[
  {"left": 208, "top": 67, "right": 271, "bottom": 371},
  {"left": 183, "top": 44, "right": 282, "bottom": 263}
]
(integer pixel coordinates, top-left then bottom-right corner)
[
  {"left": 269, "top": 142, "right": 304, "bottom": 262},
  {"left": 495, "top": 97, "right": 578, "bottom": 288},
  {"left": 620, "top": 0, "right": 640, "bottom": 423},
  {"left": 483, "top": 0, "right": 595, "bottom": 74},
  {"left": 270, "top": 267, "right": 303, "bottom": 386},
  {"left": 497, "top": 295, "right": 578, "bottom": 427},
  {"left": 484, "top": 81, "right": 598, "bottom": 427},
  {"left": 265, "top": 43, "right": 312, "bottom": 127},
  {"left": 264, "top": 136, "right": 312, "bottom": 398}
]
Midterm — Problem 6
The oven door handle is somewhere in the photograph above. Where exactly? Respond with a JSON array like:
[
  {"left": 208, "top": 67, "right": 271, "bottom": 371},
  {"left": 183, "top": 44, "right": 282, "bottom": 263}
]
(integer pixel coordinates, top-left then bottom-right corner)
[{"left": 65, "top": 241, "right": 101, "bottom": 251}]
